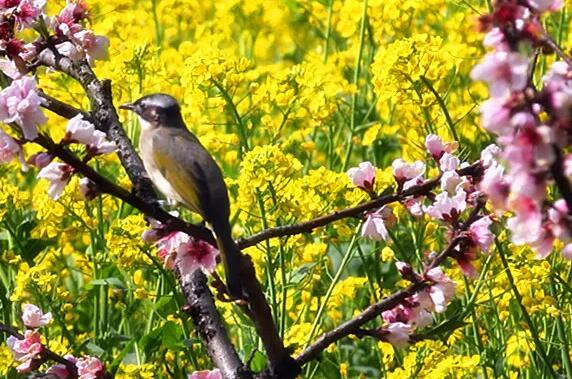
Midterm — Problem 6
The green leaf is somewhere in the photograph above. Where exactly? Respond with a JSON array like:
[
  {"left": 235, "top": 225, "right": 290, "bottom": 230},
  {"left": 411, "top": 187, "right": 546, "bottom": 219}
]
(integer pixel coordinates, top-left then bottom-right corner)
[{"left": 89, "top": 277, "right": 127, "bottom": 289}]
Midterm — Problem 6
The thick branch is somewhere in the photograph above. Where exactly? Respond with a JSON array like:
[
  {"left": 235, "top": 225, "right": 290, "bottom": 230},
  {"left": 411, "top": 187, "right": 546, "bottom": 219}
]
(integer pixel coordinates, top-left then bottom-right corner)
[
  {"left": 36, "top": 48, "right": 156, "bottom": 203},
  {"left": 181, "top": 270, "right": 252, "bottom": 379},
  {"left": 35, "top": 51, "right": 292, "bottom": 376}
]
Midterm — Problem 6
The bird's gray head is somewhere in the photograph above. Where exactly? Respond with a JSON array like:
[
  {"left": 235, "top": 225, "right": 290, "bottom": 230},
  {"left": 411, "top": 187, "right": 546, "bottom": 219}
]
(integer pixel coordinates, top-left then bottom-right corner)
[{"left": 120, "top": 93, "right": 185, "bottom": 130}]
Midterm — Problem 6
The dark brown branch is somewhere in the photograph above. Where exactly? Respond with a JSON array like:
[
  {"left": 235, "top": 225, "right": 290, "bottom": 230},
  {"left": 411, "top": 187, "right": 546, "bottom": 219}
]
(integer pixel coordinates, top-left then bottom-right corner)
[
  {"left": 542, "top": 31, "right": 572, "bottom": 67},
  {"left": 295, "top": 281, "right": 426, "bottom": 365},
  {"left": 34, "top": 133, "right": 217, "bottom": 245},
  {"left": 38, "top": 91, "right": 87, "bottom": 120},
  {"left": 237, "top": 163, "right": 483, "bottom": 249},
  {"left": 181, "top": 270, "right": 252, "bottom": 379},
  {"left": 36, "top": 48, "right": 156, "bottom": 203},
  {"left": 296, "top": 203, "right": 485, "bottom": 365},
  {"left": 34, "top": 51, "right": 294, "bottom": 377},
  {"left": 0, "top": 322, "right": 79, "bottom": 377}
]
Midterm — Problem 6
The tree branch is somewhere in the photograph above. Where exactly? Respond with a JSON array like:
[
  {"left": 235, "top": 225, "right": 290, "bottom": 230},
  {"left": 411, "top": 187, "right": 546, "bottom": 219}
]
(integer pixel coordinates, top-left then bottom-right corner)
[
  {"left": 34, "top": 45, "right": 304, "bottom": 377},
  {"left": 296, "top": 203, "right": 484, "bottom": 365},
  {"left": 180, "top": 270, "right": 252, "bottom": 379},
  {"left": 38, "top": 91, "right": 87, "bottom": 120},
  {"left": 36, "top": 47, "right": 156, "bottom": 203},
  {"left": 237, "top": 163, "right": 483, "bottom": 249}
]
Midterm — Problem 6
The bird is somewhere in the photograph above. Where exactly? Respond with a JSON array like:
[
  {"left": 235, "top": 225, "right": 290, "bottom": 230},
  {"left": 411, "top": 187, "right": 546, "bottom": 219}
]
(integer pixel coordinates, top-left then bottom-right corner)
[{"left": 120, "top": 93, "right": 243, "bottom": 298}]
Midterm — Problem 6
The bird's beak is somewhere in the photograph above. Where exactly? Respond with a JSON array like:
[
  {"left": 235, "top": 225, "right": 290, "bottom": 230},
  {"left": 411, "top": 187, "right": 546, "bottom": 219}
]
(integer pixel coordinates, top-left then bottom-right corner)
[{"left": 119, "top": 102, "right": 137, "bottom": 111}]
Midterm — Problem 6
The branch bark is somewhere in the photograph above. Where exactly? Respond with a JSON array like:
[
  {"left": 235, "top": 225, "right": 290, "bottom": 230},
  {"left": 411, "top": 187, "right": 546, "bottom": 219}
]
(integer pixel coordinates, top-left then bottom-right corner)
[{"left": 181, "top": 270, "right": 252, "bottom": 379}]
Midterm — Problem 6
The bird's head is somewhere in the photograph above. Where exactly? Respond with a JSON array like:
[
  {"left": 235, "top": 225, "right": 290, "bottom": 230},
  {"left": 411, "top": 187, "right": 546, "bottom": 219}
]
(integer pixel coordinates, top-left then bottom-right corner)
[{"left": 120, "top": 93, "right": 185, "bottom": 130}]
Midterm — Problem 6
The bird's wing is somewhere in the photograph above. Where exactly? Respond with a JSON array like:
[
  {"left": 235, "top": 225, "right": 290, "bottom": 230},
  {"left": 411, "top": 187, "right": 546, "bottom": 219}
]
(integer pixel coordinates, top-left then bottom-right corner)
[{"left": 151, "top": 129, "right": 211, "bottom": 218}]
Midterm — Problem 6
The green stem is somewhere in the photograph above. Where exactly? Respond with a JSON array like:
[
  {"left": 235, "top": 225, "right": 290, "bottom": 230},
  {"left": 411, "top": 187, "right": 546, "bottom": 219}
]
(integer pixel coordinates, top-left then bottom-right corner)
[
  {"left": 495, "top": 239, "right": 557, "bottom": 378},
  {"left": 549, "top": 276, "right": 572, "bottom": 378},
  {"left": 420, "top": 75, "right": 459, "bottom": 142},
  {"left": 212, "top": 80, "right": 250, "bottom": 156},
  {"left": 322, "top": 0, "right": 334, "bottom": 63},
  {"left": 304, "top": 230, "right": 359, "bottom": 347},
  {"left": 255, "top": 189, "right": 277, "bottom": 326},
  {"left": 342, "top": 0, "right": 369, "bottom": 171}
]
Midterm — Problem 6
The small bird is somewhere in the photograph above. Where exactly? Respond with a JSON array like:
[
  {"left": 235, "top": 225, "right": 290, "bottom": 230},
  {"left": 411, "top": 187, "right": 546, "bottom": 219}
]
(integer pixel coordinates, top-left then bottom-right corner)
[{"left": 120, "top": 93, "right": 243, "bottom": 298}]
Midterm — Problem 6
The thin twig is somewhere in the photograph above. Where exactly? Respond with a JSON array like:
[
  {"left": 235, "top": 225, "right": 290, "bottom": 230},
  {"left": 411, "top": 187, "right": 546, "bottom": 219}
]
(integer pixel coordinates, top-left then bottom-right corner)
[
  {"left": 296, "top": 202, "right": 485, "bottom": 365},
  {"left": 237, "top": 163, "right": 483, "bottom": 249}
]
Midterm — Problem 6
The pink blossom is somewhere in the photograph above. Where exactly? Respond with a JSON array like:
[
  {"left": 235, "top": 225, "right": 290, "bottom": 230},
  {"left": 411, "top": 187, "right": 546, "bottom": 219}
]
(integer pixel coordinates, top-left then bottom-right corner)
[
  {"left": 392, "top": 159, "right": 425, "bottom": 183},
  {"left": 27, "top": 152, "right": 52, "bottom": 168},
  {"left": 79, "top": 177, "right": 97, "bottom": 200},
  {"left": 439, "top": 153, "right": 460, "bottom": 172},
  {"left": 548, "top": 199, "right": 570, "bottom": 241},
  {"left": 480, "top": 144, "right": 501, "bottom": 168},
  {"left": 154, "top": 231, "right": 220, "bottom": 281},
  {"left": 469, "top": 216, "right": 494, "bottom": 253},
  {"left": 361, "top": 206, "right": 394, "bottom": 241},
  {"left": 177, "top": 239, "right": 220, "bottom": 284},
  {"left": 562, "top": 243, "right": 572, "bottom": 260},
  {"left": 14, "top": 0, "right": 45, "bottom": 28},
  {"left": 483, "top": 27, "right": 506, "bottom": 49},
  {"left": 46, "top": 355, "right": 76, "bottom": 378},
  {"left": 0, "top": 58, "right": 22, "bottom": 79},
  {"left": 347, "top": 161, "right": 376, "bottom": 192},
  {"left": 6, "top": 330, "right": 43, "bottom": 373},
  {"left": 440, "top": 170, "right": 463, "bottom": 195},
  {"left": 156, "top": 231, "right": 188, "bottom": 270},
  {"left": 0, "top": 76, "right": 46, "bottom": 140},
  {"left": 480, "top": 164, "right": 509, "bottom": 210},
  {"left": 403, "top": 197, "right": 423, "bottom": 217},
  {"left": 55, "top": 29, "right": 109, "bottom": 65},
  {"left": 424, "top": 267, "right": 456, "bottom": 313},
  {"left": 425, "top": 134, "right": 456, "bottom": 160},
  {"left": 424, "top": 190, "right": 467, "bottom": 221},
  {"left": 188, "top": 369, "right": 222, "bottom": 379},
  {"left": 379, "top": 322, "right": 412, "bottom": 348},
  {"left": 382, "top": 300, "right": 432, "bottom": 329},
  {"left": 65, "top": 114, "right": 116, "bottom": 155},
  {"left": 455, "top": 250, "right": 479, "bottom": 278},
  {"left": 55, "top": 41, "right": 84, "bottom": 61},
  {"left": 528, "top": 0, "right": 563, "bottom": 12},
  {"left": 55, "top": 0, "right": 88, "bottom": 27},
  {"left": 470, "top": 51, "right": 528, "bottom": 98},
  {"left": 531, "top": 226, "right": 555, "bottom": 259},
  {"left": 53, "top": 1, "right": 87, "bottom": 37},
  {"left": 508, "top": 171, "right": 546, "bottom": 205},
  {"left": 507, "top": 196, "right": 542, "bottom": 245},
  {"left": 479, "top": 98, "right": 512, "bottom": 136},
  {"left": 21, "top": 303, "right": 52, "bottom": 328},
  {"left": 73, "top": 29, "right": 109, "bottom": 64},
  {"left": 36, "top": 162, "right": 74, "bottom": 200},
  {"left": 0, "top": 129, "right": 21, "bottom": 164},
  {"left": 75, "top": 356, "right": 104, "bottom": 379},
  {"left": 141, "top": 217, "right": 171, "bottom": 244}
]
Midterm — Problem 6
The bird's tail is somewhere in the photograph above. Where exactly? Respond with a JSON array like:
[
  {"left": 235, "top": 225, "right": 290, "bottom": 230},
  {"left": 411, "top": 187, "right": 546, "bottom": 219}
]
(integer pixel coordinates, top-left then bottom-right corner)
[{"left": 212, "top": 219, "right": 243, "bottom": 298}]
